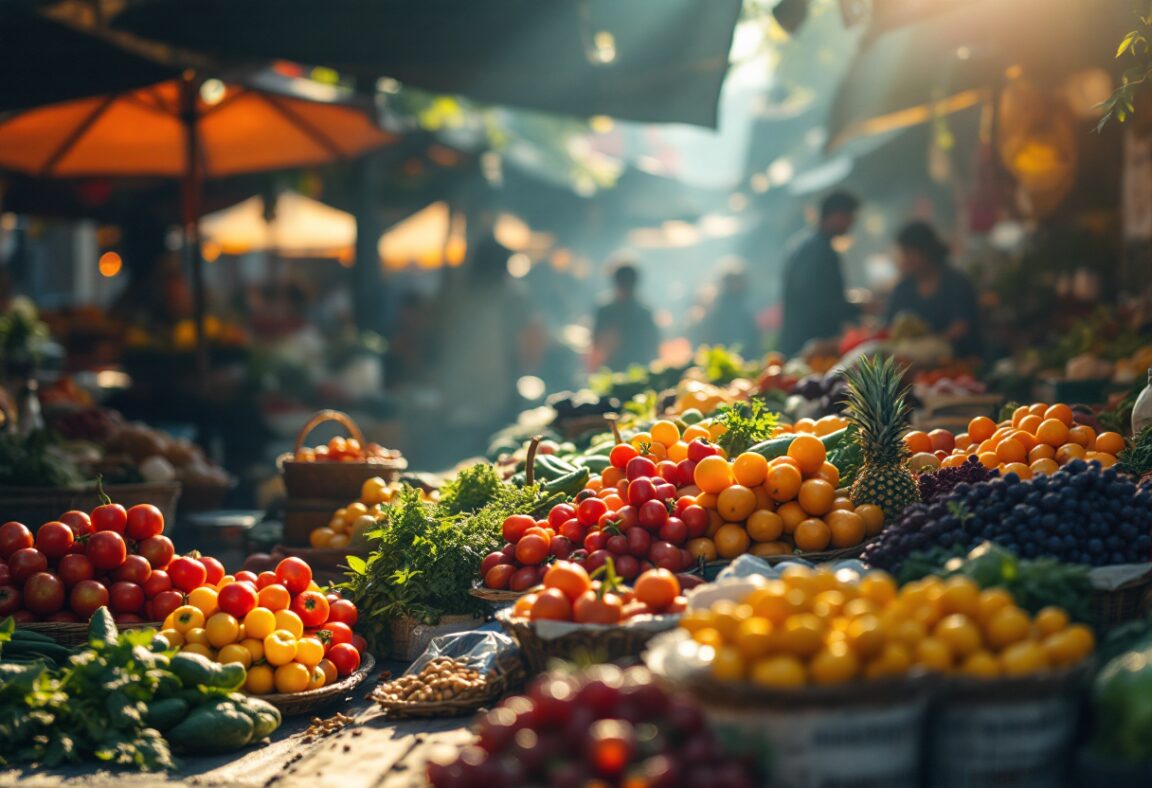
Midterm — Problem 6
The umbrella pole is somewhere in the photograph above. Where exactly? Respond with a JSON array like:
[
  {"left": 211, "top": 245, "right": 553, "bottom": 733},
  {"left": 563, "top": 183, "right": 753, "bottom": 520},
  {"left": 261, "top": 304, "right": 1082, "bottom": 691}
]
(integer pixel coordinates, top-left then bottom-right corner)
[{"left": 180, "top": 73, "right": 208, "bottom": 375}]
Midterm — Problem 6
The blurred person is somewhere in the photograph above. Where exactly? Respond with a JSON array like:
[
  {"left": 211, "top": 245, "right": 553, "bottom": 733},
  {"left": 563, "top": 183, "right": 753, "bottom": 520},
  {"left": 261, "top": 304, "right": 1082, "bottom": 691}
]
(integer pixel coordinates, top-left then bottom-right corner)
[
  {"left": 695, "top": 262, "right": 761, "bottom": 356},
  {"left": 886, "top": 221, "right": 983, "bottom": 358},
  {"left": 779, "top": 191, "right": 860, "bottom": 355},
  {"left": 591, "top": 260, "right": 660, "bottom": 371}
]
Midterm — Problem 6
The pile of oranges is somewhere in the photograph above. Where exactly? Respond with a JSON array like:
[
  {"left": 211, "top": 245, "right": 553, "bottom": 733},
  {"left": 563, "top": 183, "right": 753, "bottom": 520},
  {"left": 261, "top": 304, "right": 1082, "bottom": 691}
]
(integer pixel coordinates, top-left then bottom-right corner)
[
  {"left": 687, "top": 434, "right": 883, "bottom": 560},
  {"left": 774, "top": 414, "right": 848, "bottom": 437},
  {"left": 680, "top": 567, "right": 1095, "bottom": 688},
  {"left": 908, "top": 402, "right": 1126, "bottom": 479}
]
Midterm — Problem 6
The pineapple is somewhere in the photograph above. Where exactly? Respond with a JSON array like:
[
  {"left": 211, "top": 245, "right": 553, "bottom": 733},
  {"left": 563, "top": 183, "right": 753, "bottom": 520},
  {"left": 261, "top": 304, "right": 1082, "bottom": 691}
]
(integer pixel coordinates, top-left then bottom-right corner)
[{"left": 842, "top": 355, "right": 920, "bottom": 518}]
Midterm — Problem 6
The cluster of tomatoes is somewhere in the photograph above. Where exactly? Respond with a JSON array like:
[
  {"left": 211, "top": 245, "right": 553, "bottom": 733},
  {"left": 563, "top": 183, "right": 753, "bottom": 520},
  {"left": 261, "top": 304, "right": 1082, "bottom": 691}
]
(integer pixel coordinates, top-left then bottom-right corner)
[
  {"left": 158, "top": 556, "right": 365, "bottom": 695},
  {"left": 0, "top": 502, "right": 198, "bottom": 624},
  {"left": 293, "top": 436, "right": 399, "bottom": 464},
  {"left": 509, "top": 561, "right": 689, "bottom": 625}
]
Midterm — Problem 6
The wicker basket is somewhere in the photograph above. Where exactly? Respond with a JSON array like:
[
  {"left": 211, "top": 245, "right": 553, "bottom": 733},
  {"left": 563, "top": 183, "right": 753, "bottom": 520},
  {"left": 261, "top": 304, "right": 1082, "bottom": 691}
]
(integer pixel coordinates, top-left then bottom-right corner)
[
  {"left": 278, "top": 410, "right": 406, "bottom": 501},
  {"left": 468, "top": 583, "right": 528, "bottom": 604},
  {"left": 0, "top": 482, "right": 181, "bottom": 529},
  {"left": 262, "top": 654, "right": 375, "bottom": 716},
  {"left": 495, "top": 609, "right": 679, "bottom": 673},
  {"left": 372, "top": 662, "right": 525, "bottom": 719},
  {"left": 1090, "top": 572, "right": 1152, "bottom": 628},
  {"left": 18, "top": 620, "right": 161, "bottom": 647}
]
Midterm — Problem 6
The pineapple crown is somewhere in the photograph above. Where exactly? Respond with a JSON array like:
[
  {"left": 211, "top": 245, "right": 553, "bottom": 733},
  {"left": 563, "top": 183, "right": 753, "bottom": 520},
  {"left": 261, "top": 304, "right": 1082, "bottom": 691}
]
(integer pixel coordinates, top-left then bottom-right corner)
[{"left": 841, "top": 354, "right": 913, "bottom": 464}]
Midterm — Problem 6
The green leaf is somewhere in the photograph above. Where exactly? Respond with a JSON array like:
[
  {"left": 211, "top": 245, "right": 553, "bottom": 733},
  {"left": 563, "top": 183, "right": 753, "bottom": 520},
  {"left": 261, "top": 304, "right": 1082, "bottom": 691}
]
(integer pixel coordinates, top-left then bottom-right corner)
[
  {"left": 1119, "top": 31, "right": 1138, "bottom": 57},
  {"left": 345, "top": 554, "right": 367, "bottom": 575}
]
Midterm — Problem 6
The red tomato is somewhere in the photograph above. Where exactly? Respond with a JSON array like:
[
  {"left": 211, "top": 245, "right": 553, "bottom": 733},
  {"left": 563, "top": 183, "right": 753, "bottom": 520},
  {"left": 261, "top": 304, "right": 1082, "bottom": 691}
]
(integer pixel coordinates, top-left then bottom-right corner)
[
  {"left": 515, "top": 534, "right": 550, "bottom": 565},
  {"left": 686, "top": 439, "right": 717, "bottom": 463},
  {"left": 0, "top": 564, "right": 9, "bottom": 585},
  {"left": 529, "top": 588, "right": 573, "bottom": 621},
  {"left": 142, "top": 569, "right": 172, "bottom": 598},
  {"left": 681, "top": 506, "right": 709, "bottom": 538},
  {"left": 9, "top": 547, "right": 48, "bottom": 583},
  {"left": 167, "top": 556, "right": 207, "bottom": 593},
  {"left": 547, "top": 504, "right": 577, "bottom": 531},
  {"left": 321, "top": 621, "right": 354, "bottom": 648},
  {"left": 136, "top": 535, "right": 175, "bottom": 569},
  {"left": 23, "top": 572, "right": 65, "bottom": 614},
  {"left": 626, "top": 528, "right": 652, "bottom": 558},
  {"left": 638, "top": 500, "right": 669, "bottom": 530},
  {"left": 573, "top": 590, "right": 624, "bottom": 624},
  {"left": 109, "top": 581, "right": 145, "bottom": 614},
  {"left": 113, "top": 555, "right": 152, "bottom": 585},
  {"left": 69, "top": 579, "right": 109, "bottom": 619},
  {"left": 0, "top": 522, "right": 34, "bottom": 560},
  {"left": 327, "top": 599, "right": 359, "bottom": 626},
  {"left": 609, "top": 443, "right": 639, "bottom": 469},
  {"left": 200, "top": 556, "right": 225, "bottom": 586},
  {"left": 35, "top": 522, "right": 75, "bottom": 560},
  {"left": 501, "top": 515, "right": 536, "bottom": 544},
  {"left": 234, "top": 570, "right": 258, "bottom": 585},
  {"left": 218, "top": 582, "right": 258, "bottom": 618},
  {"left": 351, "top": 634, "right": 368, "bottom": 654},
  {"left": 658, "top": 517, "right": 688, "bottom": 545},
  {"left": 509, "top": 565, "right": 541, "bottom": 592},
  {"left": 125, "top": 505, "right": 164, "bottom": 541},
  {"left": 256, "top": 571, "right": 278, "bottom": 589},
  {"left": 627, "top": 479, "right": 657, "bottom": 508},
  {"left": 274, "top": 557, "right": 312, "bottom": 595},
  {"left": 57, "top": 554, "right": 94, "bottom": 587},
  {"left": 484, "top": 564, "right": 516, "bottom": 590},
  {"left": 583, "top": 531, "right": 608, "bottom": 552},
  {"left": 91, "top": 503, "right": 127, "bottom": 534},
  {"left": 577, "top": 497, "right": 608, "bottom": 526},
  {"left": 291, "top": 590, "right": 331, "bottom": 628},
  {"left": 625, "top": 455, "right": 658, "bottom": 481},
  {"left": 149, "top": 589, "right": 184, "bottom": 622},
  {"left": 480, "top": 551, "right": 506, "bottom": 575},
  {"left": 58, "top": 511, "right": 94, "bottom": 539},
  {"left": 558, "top": 518, "right": 585, "bottom": 543},
  {"left": 328, "top": 643, "right": 361, "bottom": 677}
]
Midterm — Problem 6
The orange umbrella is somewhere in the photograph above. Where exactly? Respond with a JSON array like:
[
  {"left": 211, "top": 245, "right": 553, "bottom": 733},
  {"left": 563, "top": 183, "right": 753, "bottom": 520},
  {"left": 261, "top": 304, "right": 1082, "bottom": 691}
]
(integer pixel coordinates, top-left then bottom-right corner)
[{"left": 0, "top": 71, "right": 394, "bottom": 367}]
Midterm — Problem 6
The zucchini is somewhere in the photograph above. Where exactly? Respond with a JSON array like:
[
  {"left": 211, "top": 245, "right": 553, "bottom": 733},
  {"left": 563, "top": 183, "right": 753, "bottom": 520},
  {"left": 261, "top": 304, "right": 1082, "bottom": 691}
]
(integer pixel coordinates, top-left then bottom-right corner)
[
  {"left": 574, "top": 455, "right": 611, "bottom": 473},
  {"left": 542, "top": 467, "right": 590, "bottom": 497},
  {"left": 748, "top": 427, "right": 848, "bottom": 460},
  {"left": 168, "top": 703, "right": 254, "bottom": 754}
]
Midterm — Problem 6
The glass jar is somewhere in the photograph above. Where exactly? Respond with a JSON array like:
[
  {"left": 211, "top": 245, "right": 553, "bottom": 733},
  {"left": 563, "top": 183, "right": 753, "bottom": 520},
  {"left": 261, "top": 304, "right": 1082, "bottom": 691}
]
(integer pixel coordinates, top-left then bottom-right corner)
[{"left": 1133, "top": 368, "right": 1152, "bottom": 435}]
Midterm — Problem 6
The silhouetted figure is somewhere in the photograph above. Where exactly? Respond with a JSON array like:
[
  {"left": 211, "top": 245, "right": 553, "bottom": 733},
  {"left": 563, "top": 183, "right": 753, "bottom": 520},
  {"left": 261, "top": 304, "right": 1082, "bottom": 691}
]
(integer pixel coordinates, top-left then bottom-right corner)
[
  {"left": 696, "top": 265, "right": 761, "bottom": 356},
  {"left": 886, "top": 221, "right": 983, "bottom": 358},
  {"left": 779, "top": 191, "right": 860, "bottom": 355},
  {"left": 591, "top": 261, "right": 660, "bottom": 371}
]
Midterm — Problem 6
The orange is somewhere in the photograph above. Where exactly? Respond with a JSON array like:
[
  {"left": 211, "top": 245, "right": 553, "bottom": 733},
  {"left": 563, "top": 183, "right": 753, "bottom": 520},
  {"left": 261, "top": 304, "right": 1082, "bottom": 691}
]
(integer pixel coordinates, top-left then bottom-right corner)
[
  {"left": 708, "top": 421, "right": 728, "bottom": 441},
  {"left": 1063, "top": 624, "right": 1096, "bottom": 661},
  {"left": 310, "top": 527, "right": 335, "bottom": 549},
  {"left": 1010, "top": 405, "right": 1030, "bottom": 428},
  {"left": 753, "top": 485, "right": 774, "bottom": 512},
  {"left": 995, "top": 438, "right": 1026, "bottom": 464},
  {"left": 746, "top": 510, "right": 784, "bottom": 542},
  {"left": 794, "top": 518, "right": 831, "bottom": 552},
  {"left": 777, "top": 501, "right": 807, "bottom": 534},
  {"left": 650, "top": 420, "right": 680, "bottom": 447},
  {"left": 717, "top": 485, "right": 758, "bottom": 522},
  {"left": 1068, "top": 425, "right": 1096, "bottom": 449},
  {"left": 696, "top": 492, "right": 718, "bottom": 510},
  {"left": 765, "top": 463, "right": 803, "bottom": 502},
  {"left": 1030, "top": 458, "right": 1059, "bottom": 475},
  {"left": 941, "top": 454, "right": 967, "bottom": 469},
  {"left": 934, "top": 614, "right": 982, "bottom": 658},
  {"left": 968, "top": 416, "right": 996, "bottom": 442},
  {"left": 831, "top": 497, "right": 854, "bottom": 511},
  {"left": 667, "top": 441, "right": 689, "bottom": 463},
  {"left": 1035, "top": 418, "right": 1069, "bottom": 447},
  {"left": 1089, "top": 452, "right": 1119, "bottom": 468},
  {"left": 953, "top": 432, "right": 972, "bottom": 451},
  {"left": 1028, "top": 444, "right": 1055, "bottom": 462},
  {"left": 1034, "top": 606, "right": 1069, "bottom": 636},
  {"left": 985, "top": 606, "right": 1030, "bottom": 650},
  {"left": 750, "top": 655, "right": 806, "bottom": 687},
  {"left": 682, "top": 424, "right": 710, "bottom": 442},
  {"left": 1011, "top": 431, "right": 1037, "bottom": 452},
  {"left": 1017, "top": 414, "right": 1042, "bottom": 435},
  {"left": 999, "top": 640, "right": 1049, "bottom": 676},
  {"left": 826, "top": 510, "right": 865, "bottom": 548},
  {"left": 787, "top": 434, "right": 827, "bottom": 476},
  {"left": 694, "top": 456, "right": 733, "bottom": 494},
  {"left": 814, "top": 462, "right": 841, "bottom": 488},
  {"left": 1044, "top": 403, "right": 1075, "bottom": 426},
  {"left": 1095, "top": 431, "right": 1125, "bottom": 456},
  {"left": 797, "top": 479, "right": 836, "bottom": 516},
  {"left": 732, "top": 452, "right": 769, "bottom": 487},
  {"left": 750, "top": 541, "right": 791, "bottom": 558},
  {"left": 978, "top": 452, "right": 999, "bottom": 469},
  {"left": 1056, "top": 443, "right": 1086, "bottom": 464},
  {"left": 1027, "top": 402, "right": 1049, "bottom": 418},
  {"left": 794, "top": 418, "right": 817, "bottom": 433},
  {"left": 586, "top": 476, "right": 604, "bottom": 493},
  {"left": 780, "top": 613, "right": 825, "bottom": 657},
  {"left": 1003, "top": 462, "right": 1032, "bottom": 479},
  {"left": 855, "top": 504, "right": 885, "bottom": 536},
  {"left": 809, "top": 643, "right": 860, "bottom": 685},
  {"left": 686, "top": 537, "right": 718, "bottom": 561},
  {"left": 714, "top": 523, "right": 751, "bottom": 559},
  {"left": 904, "top": 431, "right": 933, "bottom": 455}
]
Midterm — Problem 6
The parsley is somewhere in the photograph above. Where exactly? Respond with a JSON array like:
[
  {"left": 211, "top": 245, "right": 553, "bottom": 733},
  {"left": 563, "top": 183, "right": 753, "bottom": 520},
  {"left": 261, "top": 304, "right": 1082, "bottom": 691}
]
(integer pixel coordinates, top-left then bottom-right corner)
[{"left": 716, "top": 399, "right": 779, "bottom": 456}]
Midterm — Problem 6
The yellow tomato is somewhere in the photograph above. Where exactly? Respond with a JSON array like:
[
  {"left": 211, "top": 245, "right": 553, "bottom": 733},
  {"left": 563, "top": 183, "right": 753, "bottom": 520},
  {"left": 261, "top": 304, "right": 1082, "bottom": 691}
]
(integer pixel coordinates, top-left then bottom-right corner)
[
  {"left": 240, "top": 637, "right": 265, "bottom": 663},
  {"left": 170, "top": 605, "right": 206, "bottom": 634},
  {"left": 205, "top": 612, "right": 241, "bottom": 648},
  {"left": 809, "top": 643, "right": 860, "bottom": 686},
  {"left": 750, "top": 655, "right": 806, "bottom": 688},
  {"left": 361, "top": 476, "right": 388, "bottom": 505},
  {"left": 159, "top": 628, "right": 184, "bottom": 648},
  {"left": 275, "top": 662, "right": 312, "bottom": 693},
  {"left": 274, "top": 609, "right": 305, "bottom": 639},
  {"left": 187, "top": 587, "right": 219, "bottom": 617},
  {"left": 318, "top": 659, "right": 339, "bottom": 686},
  {"left": 245, "top": 664, "right": 275, "bottom": 694},
  {"left": 308, "top": 665, "right": 327, "bottom": 690},
  {"left": 295, "top": 637, "right": 326, "bottom": 668},
  {"left": 1034, "top": 606, "right": 1070, "bottom": 636},
  {"left": 217, "top": 643, "right": 253, "bottom": 669},
  {"left": 216, "top": 575, "right": 236, "bottom": 590},
  {"left": 181, "top": 643, "right": 214, "bottom": 659},
  {"left": 710, "top": 645, "right": 747, "bottom": 682},
  {"left": 264, "top": 630, "right": 299, "bottom": 666},
  {"left": 244, "top": 607, "right": 277, "bottom": 640},
  {"left": 184, "top": 627, "right": 209, "bottom": 646}
]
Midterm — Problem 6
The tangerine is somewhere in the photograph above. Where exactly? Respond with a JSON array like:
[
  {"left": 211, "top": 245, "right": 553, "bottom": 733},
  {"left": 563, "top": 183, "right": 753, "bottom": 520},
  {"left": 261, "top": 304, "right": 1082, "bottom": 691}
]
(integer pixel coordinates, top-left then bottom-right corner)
[
  {"left": 968, "top": 416, "right": 996, "bottom": 442},
  {"left": 1044, "top": 403, "right": 1074, "bottom": 426},
  {"left": 826, "top": 510, "right": 865, "bottom": 548},
  {"left": 694, "top": 456, "right": 733, "bottom": 494},
  {"left": 794, "top": 518, "right": 831, "bottom": 552},
  {"left": 717, "top": 484, "right": 758, "bottom": 522},
  {"left": 1056, "top": 443, "right": 1086, "bottom": 464},
  {"left": 1068, "top": 425, "right": 1096, "bottom": 449},
  {"left": 732, "top": 452, "right": 769, "bottom": 487},
  {"left": 904, "top": 431, "right": 933, "bottom": 455},
  {"left": 798, "top": 478, "right": 836, "bottom": 516},
  {"left": 686, "top": 537, "right": 718, "bottom": 561},
  {"left": 1028, "top": 443, "right": 1055, "bottom": 462},
  {"left": 1030, "top": 458, "right": 1059, "bottom": 475},
  {"left": 1035, "top": 418, "right": 1069, "bottom": 447},
  {"left": 855, "top": 504, "right": 885, "bottom": 535},
  {"left": 787, "top": 434, "right": 827, "bottom": 476},
  {"left": 1095, "top": 431, "right": 1125, "bottom": 455},
  {"left": 750, "top": 541, "right": 791, "bottom": 558},
  {"left": 714, "top": 523, "right": 751, "bottom": 559},
  {"left": 766, "top": 463, "right": 803, "bottom": 502},
  {"left": 746, "top": 510, "right": 784, "bottom": 542},
  {"left": 996, "top": 438, "right": 1027, "bottom": 464}
]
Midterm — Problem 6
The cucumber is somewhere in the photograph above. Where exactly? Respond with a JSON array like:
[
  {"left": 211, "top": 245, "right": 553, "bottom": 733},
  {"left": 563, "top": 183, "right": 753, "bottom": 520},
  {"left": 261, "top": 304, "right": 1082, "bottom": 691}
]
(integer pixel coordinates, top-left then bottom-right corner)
[
  {"left": 10, "top": 629, "right": 60, "bottom": 644},
  {"left": 169, "top": 652, "right": 220, "bottom": 688},
  {"left": 87, "top": 607, "right": 119, "bottom": 646},
  {"left": 748, "top": 428, "right": 848, "bottom": 460},
  {"left": 234, "top": 696, "right": 282, "bottom": 741},
  {"left": 574, "top": 455, "right": 611, "bottom": 473},
  {"left": 168, "top": 703, "right": 255, "bottom": 754},
  {"left": 146, "top": 697, "right": 190, "bottom": 732},
  {"left": 542, "top": 467, "right": 590, "bottom": 497}
]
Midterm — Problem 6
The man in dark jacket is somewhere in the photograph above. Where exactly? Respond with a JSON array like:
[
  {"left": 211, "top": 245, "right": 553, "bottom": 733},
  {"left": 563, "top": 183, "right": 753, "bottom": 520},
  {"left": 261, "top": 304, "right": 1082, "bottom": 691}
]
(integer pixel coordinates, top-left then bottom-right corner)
[{"left": 779, "top": 191, "right": 860, "bottom": 355}]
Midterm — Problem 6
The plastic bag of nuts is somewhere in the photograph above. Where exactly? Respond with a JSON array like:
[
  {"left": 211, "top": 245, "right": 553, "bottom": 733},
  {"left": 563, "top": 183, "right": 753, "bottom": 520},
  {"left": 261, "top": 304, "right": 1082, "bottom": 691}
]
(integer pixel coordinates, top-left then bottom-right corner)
[{"left": 371, "top": 631, "right": 524, "bottom": 717}]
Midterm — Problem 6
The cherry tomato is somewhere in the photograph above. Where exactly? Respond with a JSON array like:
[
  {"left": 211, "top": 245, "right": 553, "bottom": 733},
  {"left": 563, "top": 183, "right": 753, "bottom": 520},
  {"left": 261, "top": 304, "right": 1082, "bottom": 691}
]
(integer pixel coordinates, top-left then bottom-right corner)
[
  {"left": 136, "top": 535, "right": 175, "bottom": 569},
  {"left": 91, "top": 503, "right": 128, "bottom": 534},
  {"left": 680, "top": 506, "right": 709, "bottom": 538},
  {"left": 0, "top": 522, "right": 34, "bottom": 560},
  {"left": 168, "top": 556, "right": 207, "bottom": 592},
  {"left": 35, "top": 521, "right": 74, "bottom": 559},
  {"left": 58, "top": 511, "right": 94, "bottom": 539},
  {"left": 614, "top": 505, "right": 638, "bottom": 531},
  {"left": 638, "top": 500, "right": 669, "bottom": 530},
  {"left": 549, "top": 535, "right": 575, "bottom": 559},
  {"left": 274, "top": 557, "right": 312, "bottom": 595},
  {"left": 547, "top": 504, "right": 577, "bottom": 531},
  {"left": 485, "top": 565, "right": 514, "bottom": 591},
  {"left": 655, "top": 483, "right": 678, "bottom": 501},
  {"left": 328, "top": 643, "right": 361, "bottom": 677},
  {"left": 200, "top": 556, "right": 226, "bottom": 586},
  {"left": 625, "top": 456, "right": 658, "bottom": 481},
  {"left": 125, "top": 504, "right": 164, "bottom": 541},
  {"left": 626, "top": 528, "right": 652, "bottom": 558},
  {"left": 328, "top": 598, "right": 359, "bottom": 626},
  {"left": 558, "top": 518, "right": 585, "bottom": 543},
  {"left": 583, "top": 531, "right": 608, "bottom": 552},
  {"left": 577, "top": 497, "right": 608, "bottom": 526},
  {"left": 627, "top": 479, "right": 657, "bottom": 508},
  {"left": 320, "top": 621, "right": 354, "bottom": 648},
  {"left": 614, "top": 554, "right": 640, "bottom": 580},
  {"left": 609, "top": 443, "right": 639, "bottom": 469},
  {"left": 256, "top": 571, "right": 278, "bottom": 589},
  {"left": 656, "top": 461, "right": 679, "bottom": 482},
  {"left": 515, "top": 534, "right": 550, "bottom": 565},
  {"left": 218, "top": 582, "right": 259, "bottom": 618},
  {"left": 235, "top": 570, "right": 259, "bottom": 585},
  {"left": 291, "top": 590, "right": 331, "bottom": 628},
  {"left": 658, "top": 517, "right": 688, "bottom": 545}
]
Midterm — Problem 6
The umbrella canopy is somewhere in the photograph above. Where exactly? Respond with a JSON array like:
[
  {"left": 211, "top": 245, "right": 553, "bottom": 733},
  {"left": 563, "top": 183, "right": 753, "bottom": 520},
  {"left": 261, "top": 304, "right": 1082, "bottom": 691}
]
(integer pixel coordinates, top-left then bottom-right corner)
[
  {"left": 0, "top": 76, "right": 393, "bottom": 178},
  {"left": 202, "top": 191, "right": 356, "bottom": 258},
  {"left": 826, "top": 0, "right": 1129, "bottom": 149},
  {"left": 378, "top": 201, "right": 466, "bottom": 271},
  {"left": 105, "top": 0, "right": 742, "bottom": 127},
  {"left": 0, "top": 5, "right": 178, "bottom": 113}
]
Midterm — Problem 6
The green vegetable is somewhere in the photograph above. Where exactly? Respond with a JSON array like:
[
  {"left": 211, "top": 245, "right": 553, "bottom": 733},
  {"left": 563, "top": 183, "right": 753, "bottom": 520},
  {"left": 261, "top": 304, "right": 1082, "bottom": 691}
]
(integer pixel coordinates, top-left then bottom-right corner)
[
  {"left": 167, "top": 652, "right": 218, "bottom": 688},
  {"left": 543, "top": 467, "right": 590, "bottom": 497},
  {"left": 1118, "top": 426, "right": 1152, "bottom": 478},
  {"left": 230, "top": 695, "right": 281, "bottom": 741},
  {"left": 145, "top": 698, "right": 189, "bottom": 732},
  {"left": 1093, "top": 643, "right": 1152, "bottom": 761},
  {"left": 716, "top": 399, "right": 779, "bottom": 457},
  {"left": 748, "top": 427, "right": 847, "bottom": 460},
  {"left": 88, "top": 607, "right": 119, "bottom": 646},
  {"left": 438, "top": 462, "right": 505, "bottom": 515},
  {"left": 168, "top": 703, "right": 254, "bottom": 754}
]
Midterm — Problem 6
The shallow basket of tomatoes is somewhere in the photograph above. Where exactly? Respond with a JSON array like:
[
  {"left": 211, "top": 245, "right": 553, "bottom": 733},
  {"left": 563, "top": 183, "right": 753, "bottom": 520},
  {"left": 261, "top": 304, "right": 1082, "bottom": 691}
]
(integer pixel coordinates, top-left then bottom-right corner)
[
  {"left": 17, "top": 619, "right": 161, "bottom": 647},
  {"left": 260, "top": 652, "right": 376, "bottom": 716},
  {"left": 494, "top": 608, "right": 679, "bottom": 673},
  {"left": 278, "top": 410, "right": 406, "bottom": 501}
]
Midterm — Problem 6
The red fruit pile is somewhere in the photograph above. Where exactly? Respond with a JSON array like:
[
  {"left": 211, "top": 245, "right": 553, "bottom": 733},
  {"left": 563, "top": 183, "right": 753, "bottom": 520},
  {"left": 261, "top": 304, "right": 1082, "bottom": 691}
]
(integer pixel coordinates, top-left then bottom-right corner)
[
  {"left": 0, "top": 502, "right": 221, "bottom": 625},
  {"left": 482, "top": 445, "right": 720, "bottom": 591},
  {"left": 427, "top": 666, "right": 758, "bottom": 788},
  {"left": 510, "top": 561, "right": 687, "bottom": 624}
]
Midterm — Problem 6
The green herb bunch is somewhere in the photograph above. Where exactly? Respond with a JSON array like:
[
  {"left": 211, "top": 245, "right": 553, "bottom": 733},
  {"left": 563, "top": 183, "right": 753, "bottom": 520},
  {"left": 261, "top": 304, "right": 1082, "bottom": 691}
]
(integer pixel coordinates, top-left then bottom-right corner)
[
  {"left": 1119, "top": 426, "right": 1152, "bottom": 478},
  {"left": 716, "top": 398, "right": 779, "bottom": 456}
]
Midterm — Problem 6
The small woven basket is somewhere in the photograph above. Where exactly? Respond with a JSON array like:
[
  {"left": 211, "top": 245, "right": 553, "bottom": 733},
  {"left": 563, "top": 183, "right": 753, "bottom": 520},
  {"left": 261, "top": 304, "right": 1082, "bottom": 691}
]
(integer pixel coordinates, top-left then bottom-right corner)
[
  {"left": 1090, "top": 573, "right": 1152, "bottom": 628},
  {"left": 18, "top": 620, "right": 161, "bottom": 647},
  {"left": 495, "top": 609, "right": 679, "bottom": 673},
  {"left": 372, "top": 662, "right": 525, "bottom": 719},
  {"left": 278, "top": 410, "right": 406, "bottom": 501},
  {"left": 468, "top": 583, "right": 528, "bottom": 604},
  {"left": 262, "top": 654, "right": 375, "bottom": 717}
]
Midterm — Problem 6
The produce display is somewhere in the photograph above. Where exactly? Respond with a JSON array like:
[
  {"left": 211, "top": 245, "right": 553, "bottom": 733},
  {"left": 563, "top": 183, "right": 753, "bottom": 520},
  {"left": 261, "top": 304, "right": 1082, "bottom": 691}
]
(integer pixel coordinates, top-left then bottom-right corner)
[
  {"left": 0, "top": 609, "right": 281, "bottom": 770},
  {"left": 158, "top": 556, "right": 365, "bottom": 695},
  {"left": 680, "top": 565, "right": 1094, "bottom": 686},
  {"left": 293, "top": 435, "right": 402, "bottom": 464},
  {"left": 308, "top": 475, "right": 436, "bottom": 550},
  {"left": 506, "top": 561, "right": 686, "bottom": 624},
  {"left": 427, "top": 665, "right": 760, "bottom": 787},
  {"left": 864, "top": 460, "right": 1152, "bottom": 571},
  {"left": 371, "top": 656, "right": 490, "bottom": 706}
]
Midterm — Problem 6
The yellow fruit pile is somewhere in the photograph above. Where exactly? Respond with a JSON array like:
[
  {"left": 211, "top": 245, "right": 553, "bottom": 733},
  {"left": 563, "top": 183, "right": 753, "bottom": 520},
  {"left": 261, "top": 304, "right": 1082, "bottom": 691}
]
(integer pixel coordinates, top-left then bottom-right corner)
[
  {"left": 680, "top": 567, "right": 1094, "bottom": 688},
  {"left": 310, "top": 476, "right": 435, "bottom": 549},
  {"left": 775, "top": 414, "right": 848, "bottom": 437},
  {"left": 159, "top": 589, "right": 337, "bottom": 696},
  {"left": 688, "top": 435, "right": 883, "bottom": 561},
  {"left": 940, "top": 403, "right": 1126, "bottom": 478}
]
